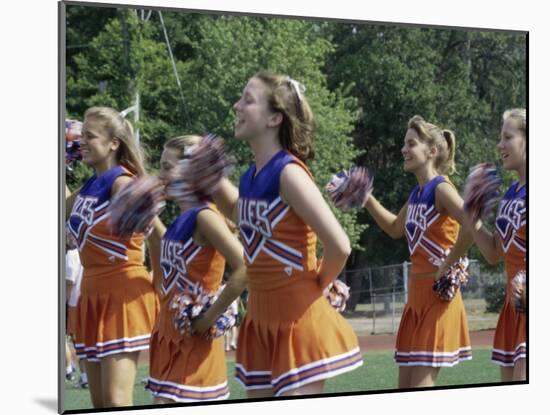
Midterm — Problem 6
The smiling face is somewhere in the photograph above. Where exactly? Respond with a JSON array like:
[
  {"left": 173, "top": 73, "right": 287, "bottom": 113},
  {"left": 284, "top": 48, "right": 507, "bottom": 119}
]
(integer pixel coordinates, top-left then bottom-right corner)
[
  {"left": 498, "top": 119, "right": 526, "bottom": 171},
  {"left": 159, "top": 147, "right": 180, "bottom": 184},
  {"left": 401, "top": 128, "right": 434, "bottom": 173},
  {"left": 80, "top": 116, "right": 119, "bottom": 169},
  {"left": 233, "top": 77, "right": 278, "bottom": 141}
]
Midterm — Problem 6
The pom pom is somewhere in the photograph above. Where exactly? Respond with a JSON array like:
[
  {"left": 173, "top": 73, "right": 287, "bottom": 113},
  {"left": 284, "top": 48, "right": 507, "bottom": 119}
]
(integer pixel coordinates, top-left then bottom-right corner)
[
  {"left": 170, "top": 286, "right": 212, "bottom": 337},
  {"left": 463, "top": 163, "right": 501, "bottom": 222},
  {"left": 206, "top": 305, "right": 238, "bottom": 339},
  {"left": 65, "top": 119, "right": 83, "bottom": 170},
  {"left": 169, "top": 284, "right": 238, "bottom": 339},
  {"left": 108, "top": 176, "right": 165, "bottom": 238},
  {"left": 432, "top": 257, "right": 469, "bottom": 301},
  {"left": 511, "top": 270, "right": 526, "bottom": 313},
  {"left": 170, "top": 134, "right": 233, "bottom": 203},
  {"left": 326, "top": 167, "right": 373, "bottom": 210},
  {"left": 323, "top": 279, "right": 350, "bottom": 312},
  {"left": 165, "top": 157, "right": 206, "bottom": 206}
]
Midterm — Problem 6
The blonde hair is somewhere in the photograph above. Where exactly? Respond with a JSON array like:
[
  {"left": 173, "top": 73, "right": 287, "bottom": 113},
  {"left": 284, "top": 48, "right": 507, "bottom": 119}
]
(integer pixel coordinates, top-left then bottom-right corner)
[
  {"left": 254, "top": 71, "right": 315, "bottom": 162},
  {"left": 503, "top": 108, "right": 526, "bottom": 137},
  {"left": 84, "top": 106, "right": 147, "bottom": 176},
  {"left": 407, "top": 115, "right": 456, "bottom": 175}
]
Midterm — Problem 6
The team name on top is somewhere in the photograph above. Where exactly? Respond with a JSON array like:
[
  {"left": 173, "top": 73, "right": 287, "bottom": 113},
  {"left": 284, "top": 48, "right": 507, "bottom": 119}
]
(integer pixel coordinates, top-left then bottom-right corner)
[
  {"left": 72, "top": 195, "right": 98, "bottom": 225},
  {"left": 497, "top": 198, "right": 525, "bottom": 230},
  {"left": 406, "top": 203, "right": 429, "bottom": 230},
  {"left": 161, "top": 239, "right": 187, "bottom": 275},
  {"left": 238, "top": 198, "right": 273, "bottom": 238}
]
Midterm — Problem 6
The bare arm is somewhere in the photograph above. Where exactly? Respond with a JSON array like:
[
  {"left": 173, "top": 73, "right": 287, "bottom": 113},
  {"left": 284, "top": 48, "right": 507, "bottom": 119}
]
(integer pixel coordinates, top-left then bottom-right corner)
[
  {"left": 280, "top": 164, "right": 351, "bottom": 290},
  {"left": 147, "top": 216, "right": 166, "bottom": 295},
  {"left": 192, "top": 209, "right": 248, "bottom": 334},
  {"left": 433, "top": 182, "right": 475, "bottom": 279},
  {"left": 470, "top": 223, "right": 504, "bottom": 265},
  {"left": 210, "top": 178, "right": 240, "bottom": 224},
  {"left": 110, "top": 175, "right": 134, "bottom": 197},
  {"left": 364, "top": 195, "right": 407, "bottom": 239},
  {"left": 65, "top": 184, "right": 81, "bottom": 220}
]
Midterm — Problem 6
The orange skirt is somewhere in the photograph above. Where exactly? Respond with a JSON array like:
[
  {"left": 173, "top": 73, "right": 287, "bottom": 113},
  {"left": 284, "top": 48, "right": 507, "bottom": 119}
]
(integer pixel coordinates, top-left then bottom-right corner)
[
  {"left": 146, "top": 327, "right": 228, "bottom": 402},
  {"left": 235, "top": 280, "right": 362, "bottom": 396},
  {"left": 491, "top": 295, "right": 526, "bottom": 367},
  {"left": 145, "top": 296, "right": 229, "bottom": 402},
  {"left": 395, "top": 277, "right": 471, "bottom": 367},
  {"left": 74, "top": 267, "right": 159, "bottom": 362}
]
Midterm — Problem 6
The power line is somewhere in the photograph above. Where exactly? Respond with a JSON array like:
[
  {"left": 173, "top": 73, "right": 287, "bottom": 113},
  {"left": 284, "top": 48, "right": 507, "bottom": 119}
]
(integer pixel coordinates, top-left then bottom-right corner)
[{"left": 158, "top": 11, "right": 190, "bottom": 127}]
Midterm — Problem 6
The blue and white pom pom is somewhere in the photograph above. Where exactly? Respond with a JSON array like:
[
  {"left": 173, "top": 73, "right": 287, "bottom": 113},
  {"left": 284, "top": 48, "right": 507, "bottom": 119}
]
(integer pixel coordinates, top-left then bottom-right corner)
[
  {"left": 165, "top": 149, "right": 205, "bottom": 206},
  {"left": 179, "top": 134, "right": 233, "bottom": 196},
  {"left": 323, "top": 279, "right": 351, "bottom": 312},
  {"left": 166, "top": 134, "right": 233, "bottom": 206},
  {"left": 108, "top": 176, "right": 165, "bottom": 238},
  {"left": 207, "top": 305, "right": 238, "bottom": 339},
  {"left": 65, "top": 119, "right": 83, "bottom": 171},
  {"left": 326, "top": 166, "right": 373, "bottom": 210},
  {"left": 169, "top": 284, "right": 238, "bottom": 339},
  {"left": 511, "top": 270, "right": 526, "bottom": 313},
  {"left": 432, "top": 257, "right": 470, "bottom": 301},
  {"left": 463, "top": 163, "right": 501, "bottom": 222},
  {"left": 170, "top": 285, "right": 213, "bottom": 337}
]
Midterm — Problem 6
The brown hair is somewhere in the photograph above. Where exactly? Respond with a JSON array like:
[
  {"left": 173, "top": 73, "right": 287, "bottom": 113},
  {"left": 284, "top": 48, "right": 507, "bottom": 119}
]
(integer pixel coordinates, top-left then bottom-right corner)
[
  {"left": 407, "top": 115, "right": 456, "bottom": 175},
  {"left": 503, "top": 108, "right": 526, "bottom": 137},
  {"left": 163, "top": 135, "right": 202, "bottom": 157},
  {"left": 164, "top": 134, "right": 236, "bottom": 231},
  {"left": 84, "top": 106, "right": 147, "bottom": 176},
  {"left": 254, "top": 71, "right": 315, "bottom": 162}
]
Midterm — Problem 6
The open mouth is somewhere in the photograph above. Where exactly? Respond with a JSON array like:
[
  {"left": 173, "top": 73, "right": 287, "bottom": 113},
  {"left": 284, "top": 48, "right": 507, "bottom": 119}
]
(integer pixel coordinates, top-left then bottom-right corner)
[{"left": 234, "top": 115, "right": 244, "bottom": 127}]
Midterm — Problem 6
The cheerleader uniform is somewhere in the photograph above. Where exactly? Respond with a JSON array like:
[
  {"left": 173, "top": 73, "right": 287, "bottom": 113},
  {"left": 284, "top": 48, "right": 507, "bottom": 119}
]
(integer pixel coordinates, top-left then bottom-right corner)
[
  {"left": 491, "top": 182, "right": 527, "bottom": 366},
  {"left": 145, "top": 204, "right": 230, "bottom": 402},
  {"left": 395, "top": 175, "right": 472, "bottom": 367},
  {"left": 235, "top": 150, "right": 362, "bottom": 397},
  {"left": 67, "top": 165, "right": 159, "bottom": 362}
]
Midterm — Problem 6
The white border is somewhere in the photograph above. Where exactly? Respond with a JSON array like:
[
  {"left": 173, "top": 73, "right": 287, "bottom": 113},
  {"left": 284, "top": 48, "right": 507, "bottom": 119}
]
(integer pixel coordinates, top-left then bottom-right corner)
[{"left": 2, "top": 0, "right": 544, "bottom": 414}]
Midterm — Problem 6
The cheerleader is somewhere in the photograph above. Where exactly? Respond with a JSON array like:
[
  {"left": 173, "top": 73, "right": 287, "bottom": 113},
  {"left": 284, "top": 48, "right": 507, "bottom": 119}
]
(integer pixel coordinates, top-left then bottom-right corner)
[
  {"left": 144, "top": 135, "right": 247, "bottom": 403},
  {"left": 65, "top": 107, "right": 158, "bottom": 407},
  {"left": 463, "top": 109, "right": 527, "bottom": 381},
  {"left": 196, "top": 72, "right": 362, "bottom": 397},
  {"left": 361, "top": 115, "right": 472, "bottom": 388}
]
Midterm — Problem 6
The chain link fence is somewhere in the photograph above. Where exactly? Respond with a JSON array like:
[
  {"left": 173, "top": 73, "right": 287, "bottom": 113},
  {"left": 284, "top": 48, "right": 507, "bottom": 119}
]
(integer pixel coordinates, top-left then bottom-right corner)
[{"left": 341, "top": 260, "right": 501, "bottom": 335}]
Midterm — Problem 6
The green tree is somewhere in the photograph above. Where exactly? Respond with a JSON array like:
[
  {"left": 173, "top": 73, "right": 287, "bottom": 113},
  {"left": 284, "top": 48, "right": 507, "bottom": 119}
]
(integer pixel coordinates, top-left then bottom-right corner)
[
  {"left": 65, "top": 9, "right": 366, "bottom": 248},
  {"left": 325, "top": 23, "right": 525, "bottom": 268}
]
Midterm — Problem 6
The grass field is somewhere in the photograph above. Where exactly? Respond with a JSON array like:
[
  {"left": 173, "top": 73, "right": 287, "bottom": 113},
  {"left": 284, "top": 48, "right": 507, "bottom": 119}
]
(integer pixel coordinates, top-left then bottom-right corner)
[{"left": 64, "top": 348, "right": 501, "bottom": 411}]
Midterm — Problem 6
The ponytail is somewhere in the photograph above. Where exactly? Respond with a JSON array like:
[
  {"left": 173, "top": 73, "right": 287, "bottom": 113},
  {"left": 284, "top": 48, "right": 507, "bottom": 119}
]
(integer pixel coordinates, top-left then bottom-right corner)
[
  {"left": 441, "top": 129, "right": 456, "bottom": 175},
  {"left": 407, "top": 115, "right": 457, "bottom": 175}
]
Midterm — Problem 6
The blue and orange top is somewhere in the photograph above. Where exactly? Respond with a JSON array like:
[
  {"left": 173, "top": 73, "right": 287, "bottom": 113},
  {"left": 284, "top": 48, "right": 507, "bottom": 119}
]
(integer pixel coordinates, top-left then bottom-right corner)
[
  {"left": 405, "top": 175, "right": 460, "bottom": 274},
  {"left": 238, "top": 150, "right": 318, "bottom": 292},
  {"left": 67, "top": 165, "right": 146, "bottom": 278}
]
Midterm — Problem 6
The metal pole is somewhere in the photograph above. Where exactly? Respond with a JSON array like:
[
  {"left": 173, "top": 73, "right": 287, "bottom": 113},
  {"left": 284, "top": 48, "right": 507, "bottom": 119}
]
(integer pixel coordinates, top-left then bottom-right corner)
[{"left": 158, "top": 11, "right": 189, "bottom": 126}]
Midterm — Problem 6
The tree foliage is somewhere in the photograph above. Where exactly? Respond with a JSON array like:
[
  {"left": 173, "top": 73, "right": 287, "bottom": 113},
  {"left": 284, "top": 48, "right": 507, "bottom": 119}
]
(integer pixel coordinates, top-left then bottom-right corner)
[{"left": 64, "top": 5, "right": 526, "bottom": 268}]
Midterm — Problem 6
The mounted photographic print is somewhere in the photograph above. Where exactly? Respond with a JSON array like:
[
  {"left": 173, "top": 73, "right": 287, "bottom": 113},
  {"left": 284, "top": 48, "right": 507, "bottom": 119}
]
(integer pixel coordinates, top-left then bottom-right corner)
[{"left": 59, "top": 0, "right": 527, "bottom": 413}]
